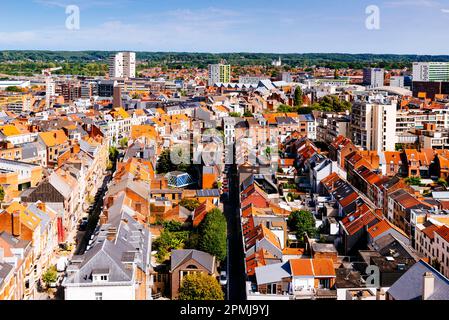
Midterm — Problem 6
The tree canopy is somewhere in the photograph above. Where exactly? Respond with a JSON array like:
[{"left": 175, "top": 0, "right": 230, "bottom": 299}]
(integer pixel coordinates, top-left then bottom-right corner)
[
  {"left": 288, "top": 210, "right": 317, "bottom": 244},
  {"left": 0, "top": 185, "right": 5, "bottom": 203},
  {"left": 198, "top": 209, "right": 227, "bottom": 262},
  {"left": 178, "top": 273, "right": 224, "bottom": 301},
  {"left": 312, "top": 95, "right": 352, "bottom": 112},
  {"left": 405, "top": 176, "right": 422, "bottom": 186},
  {"left": 179, "top": 199, "right": 201, "bottom": 211},
  {"left": 294, "top": 86, "right": 303, "bottom": 106}
]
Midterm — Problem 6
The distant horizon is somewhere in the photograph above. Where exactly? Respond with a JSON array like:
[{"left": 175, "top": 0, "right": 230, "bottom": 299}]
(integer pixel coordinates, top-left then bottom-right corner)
[{"left": 2, "top": 50, "right": 449, "bottom": 57}]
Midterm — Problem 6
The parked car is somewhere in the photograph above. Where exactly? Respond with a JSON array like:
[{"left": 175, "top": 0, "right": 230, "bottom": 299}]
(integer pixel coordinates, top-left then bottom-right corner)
[
  {"left": 79, "top": 217, "right": 89, "bottom": 231},
  {"left": 219, "top": 271, "right": 227, "bottom": 286}
]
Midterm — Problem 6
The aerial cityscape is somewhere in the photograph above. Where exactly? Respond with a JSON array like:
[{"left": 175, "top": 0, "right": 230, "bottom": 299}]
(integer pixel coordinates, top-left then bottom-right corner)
[{"left": 1, "top": 0, "right": 449, "bottom": 306}]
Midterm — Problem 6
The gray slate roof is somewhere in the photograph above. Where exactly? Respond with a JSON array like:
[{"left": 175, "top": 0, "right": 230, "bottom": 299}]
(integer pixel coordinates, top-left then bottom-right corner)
[
  {"left": 0, "top": 262, "right": 14, "bottom": 287},
  {"left": 170, "top": 249, "right": 215, "bottom": 273},
  {"left": 387, "top": 260, "right": 449, "bottom": 300},
  {"left": 255, "top": 261, "right": 291, "bottom": 285}
]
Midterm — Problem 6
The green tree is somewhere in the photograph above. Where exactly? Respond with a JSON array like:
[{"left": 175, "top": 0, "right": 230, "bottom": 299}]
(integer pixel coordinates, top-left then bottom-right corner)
[
  {"left": 156, "top": 149, "right": 173, "bottom": 174},
  {"left": 109, "top": 146, "right": 119, "bottom": 161},
  {"left": 277, "top": 104, "right": 293, "bottom": 113},
  {"left": 119, "top": 137, "right": 129, "bottom": 149},
  {"left": 243, "top": 110, "right": 254, "bottom": 117},
  {"left": 162, "top": 220, "right": 183, "bottom": 232},
  {"left": 179, "top": 199, "right": 201, "bottom": 211},
  {"left": 229, "top": 112, "right": 241, "bottom": 117},
  {"left": 178, "top": 273, "right": 224, "bottom": 301},
  {"left": 405, "top": 176, "right": 422, "bottom": 186},
  {"left": 42, "top": 266, "right": 58, "bottom": 287},
  {"left": 437, "top": 178, "right": 448, "bottom": 188},
  {"left": 154, "top": 230, "right": 190, "bottom": 263},
  {"left": 0, "top": 185, "right": 5, "bottom": 205},
  {"left": 199, "top": 209, "right": 227, "bottom": 262},
  {"left": 294, "top": 86, "right": 303, "bottom": 106},
  {"left": 288, "top": 210, "right": 317, "bottom": 244},
  {"left": 5, "top": 86, "right": 22, "bottom": 92}
]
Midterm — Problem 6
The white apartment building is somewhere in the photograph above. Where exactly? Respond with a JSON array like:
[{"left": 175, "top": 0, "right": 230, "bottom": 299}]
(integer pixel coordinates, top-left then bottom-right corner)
[
  {"left": 415, "top": 217, "right": 449, "bottom": 279},
  {"left": 208, "top": 64, "right": 231, "bottom": 86},
  {"left": 45, "top": 78, "right": 56, "bottom": 109},
  {"left": 396, "top": 109, "right": 449, "bottom": 134},
  {"left": 351, "top": 94, "right": 397, "bottom": 153},
  {"left": 363, "top": 68, "right": 385, "bottom": 88},
  {"left": 109, "top": 52, "right": 136, "bottom": 79},
  {"left": 412, "top": 62, "right": 449, "bottom": 82}
]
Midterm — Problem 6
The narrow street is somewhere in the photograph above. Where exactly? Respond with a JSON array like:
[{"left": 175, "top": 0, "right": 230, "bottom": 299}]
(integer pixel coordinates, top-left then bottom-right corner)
[
  {"left": 75, "top": 173, "right": 112, "bottom": 255},
  {"left": 224, "top": 164, "right": 246, "bottom": 301}
]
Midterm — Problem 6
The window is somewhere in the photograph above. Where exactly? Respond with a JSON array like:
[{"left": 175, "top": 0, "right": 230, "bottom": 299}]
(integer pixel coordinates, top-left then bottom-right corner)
[
  {"left": 267, "top": 283, "right": 277, "bottom": 294},
  {"left": 100, "top": 275, "right": 108, "bottom": 281},
  {"left": 320, "top": 279, "right": 330, "bottom": 289},
  {"left": 95, "top": 292, "right": 103, "bottom": 301}
]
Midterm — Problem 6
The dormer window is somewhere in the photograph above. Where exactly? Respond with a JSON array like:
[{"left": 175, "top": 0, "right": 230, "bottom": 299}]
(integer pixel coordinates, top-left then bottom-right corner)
[{"left": 92, "top": 269, "right": 110, "bottom": 283}]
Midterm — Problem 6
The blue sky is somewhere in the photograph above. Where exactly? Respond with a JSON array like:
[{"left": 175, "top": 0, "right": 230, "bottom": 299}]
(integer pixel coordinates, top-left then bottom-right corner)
[{"left": 0, "top": 0, "right": 448, "bottom": 54}]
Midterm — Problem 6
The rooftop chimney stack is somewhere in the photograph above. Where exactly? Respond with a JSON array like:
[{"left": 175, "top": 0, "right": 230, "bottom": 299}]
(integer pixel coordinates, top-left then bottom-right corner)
[
  {"left": 423, "top": 272, "right": 435, "bottom": 300},
  {"left": 12, "top": 211, "right": 21, "bottom": 237},
  {"left": 37, "top": 202, "right": 46, "bottom": 212}
]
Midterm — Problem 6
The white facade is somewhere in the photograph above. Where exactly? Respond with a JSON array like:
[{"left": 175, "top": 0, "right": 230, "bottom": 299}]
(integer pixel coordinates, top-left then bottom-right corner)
[
  {"left": 109, "top": 52, "right": 136, "bottom": 79},
  {"left": 291, "top": 276, "right": 315, "bottom": 295},
  {"left": 351, "top": 97, "right": 397, "bottom": 153},
  {"left": 0, "top": 81, "right": 31, "bottom": 89},
  {"left": 390, "top": 76, "right": 405, "bottom": 88},
  {"left": 64, "top": 284, "right": 135, "bottom": 300},
  {"left": 415, "top": 220, "right": 449, "bottom": 279},
  {"left": 364, "top": 68, "right": 385, "bottom": 88},
  {"left": 412, "top": 62, "right": 449, "bottom": 82},
  {"left": 208, "top": 64, "right": 231, "bottom": 86}
]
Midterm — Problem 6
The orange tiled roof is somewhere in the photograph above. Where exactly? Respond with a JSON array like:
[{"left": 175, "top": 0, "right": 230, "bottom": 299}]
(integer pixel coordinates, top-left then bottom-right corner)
[
  {"left": 422, "top": 223, "right": 441, "bottom": 240},
  {"left": 383, "top": 151, "right": 402, "bottom": 165},
  {"left": 436, "top": 225, "right": 449, "bottom": 243},
  {"left": 39, "top": 130, "right": 68, "bottom": 147},
  {"left": 290, "top": 258, "right": 335, "bottom": 277},
  {"left": 4, "top": 202, "right": 41, "bottom": 232}
]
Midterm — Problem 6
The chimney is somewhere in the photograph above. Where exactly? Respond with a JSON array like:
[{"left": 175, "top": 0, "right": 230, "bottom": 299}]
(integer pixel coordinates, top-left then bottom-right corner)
[
  {"left": 37, "top": 202, "right": 46, "bottom": 212},
  {"left": 423, "top": 272, "right": 435, "bottom": 300},
  {"left": 12, "top": 211, "right": 21, "bottom": 237},
  {"left": 0, "top": 247, "right": 4, "bottom": 263},
  {"left": 106, "top": 227, "right": 117, "bottom": 241}
]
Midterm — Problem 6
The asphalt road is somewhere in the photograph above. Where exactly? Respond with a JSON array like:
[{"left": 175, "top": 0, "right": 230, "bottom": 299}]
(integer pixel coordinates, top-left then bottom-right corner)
[
  {"left": 75, "top": 174, "right": 112, "bottom": 255},
  {"left": 224, "top": 164, "right": 247, "bottom": 301}
]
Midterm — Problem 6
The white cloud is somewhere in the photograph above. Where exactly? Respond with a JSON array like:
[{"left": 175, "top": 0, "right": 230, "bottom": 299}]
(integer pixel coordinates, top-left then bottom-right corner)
[
  {"left": 34, "top": 0, "right": 133, "bottom": 9},
  {"left": 383, "top": 0, "right": 440, "bottom": 8}
]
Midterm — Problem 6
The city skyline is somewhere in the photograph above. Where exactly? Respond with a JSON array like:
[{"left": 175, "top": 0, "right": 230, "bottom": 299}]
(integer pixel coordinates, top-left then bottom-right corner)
[{"left": 0, "top": 0, "right": 449, "bottom": 54}]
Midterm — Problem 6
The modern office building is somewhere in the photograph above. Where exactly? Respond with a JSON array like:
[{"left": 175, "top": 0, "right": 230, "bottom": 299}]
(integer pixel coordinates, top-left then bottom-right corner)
[
  {"left": 208, "top": 64, "right": 231, "bottom": 85},
  {"left": 98, "top": 80, "right": 117, "bottom": 98},
  {"left": 412, "top": 62, "right": 449, "bottom": 82},
  {"left": 109, "top": 52, "right": 136, "bottom": 79},
  {"left": 363, "top": 68, "right": 385, "bottom": 88},
  {"left": 350, "top": 94, "right": 397, "bottom": 153},
  {"left": 412, "top": 62, "right": 449, "bottom": 99}
]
